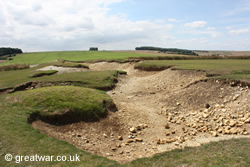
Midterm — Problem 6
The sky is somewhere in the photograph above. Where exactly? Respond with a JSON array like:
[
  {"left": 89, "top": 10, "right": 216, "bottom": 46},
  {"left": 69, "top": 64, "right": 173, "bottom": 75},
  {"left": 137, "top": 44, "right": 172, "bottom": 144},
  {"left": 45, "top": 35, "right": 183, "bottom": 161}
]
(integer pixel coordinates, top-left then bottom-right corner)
[{"left": 0, "top": 0, "right": 250, "bottom": 52}]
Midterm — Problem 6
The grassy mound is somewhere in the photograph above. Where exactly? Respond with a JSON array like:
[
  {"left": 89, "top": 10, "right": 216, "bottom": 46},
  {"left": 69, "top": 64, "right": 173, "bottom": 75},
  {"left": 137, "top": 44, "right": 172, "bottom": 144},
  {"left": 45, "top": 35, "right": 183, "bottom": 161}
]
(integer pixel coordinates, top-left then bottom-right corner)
[
  {"left": 0, "top": 64, "right": 29, "bottom": 71},
  {"left": 8, "top": 86, "right": 116, "bottom": 124},
  {"left": 30, "top": 70, "right": 58, "bottom": 78},
  {"left": 135, "top": 64, "right": 172, "bottom": 71},
  {"left": 52, "top": 60, "right": 89, "bottom": 68}
]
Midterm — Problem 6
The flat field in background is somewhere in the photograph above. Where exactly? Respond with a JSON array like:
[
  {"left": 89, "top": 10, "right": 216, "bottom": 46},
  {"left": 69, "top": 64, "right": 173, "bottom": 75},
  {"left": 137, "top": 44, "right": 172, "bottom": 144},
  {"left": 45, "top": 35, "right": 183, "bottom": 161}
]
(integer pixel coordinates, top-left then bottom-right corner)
[
  {"left": 195, "top": 51, "right": 250, "bottom": 57},
  {"left": 0, "top": 51, "right": 187, "bottom": 65},
  {"left": 135, "top": 59, "right": 250, "bottom": 81}
]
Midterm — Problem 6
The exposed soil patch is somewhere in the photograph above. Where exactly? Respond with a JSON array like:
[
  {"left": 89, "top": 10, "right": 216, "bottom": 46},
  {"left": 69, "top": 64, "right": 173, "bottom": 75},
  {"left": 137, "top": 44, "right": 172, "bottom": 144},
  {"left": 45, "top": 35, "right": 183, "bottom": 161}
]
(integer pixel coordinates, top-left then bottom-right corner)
[
  {"left": 32, "top": 62, "right": 250, "bottom": 163},
  {"left": 37, "top": 65, "right": 89, "bottom": 74},
  {"left": 30, "top": 64, "right": 39, "bottom": 68}
]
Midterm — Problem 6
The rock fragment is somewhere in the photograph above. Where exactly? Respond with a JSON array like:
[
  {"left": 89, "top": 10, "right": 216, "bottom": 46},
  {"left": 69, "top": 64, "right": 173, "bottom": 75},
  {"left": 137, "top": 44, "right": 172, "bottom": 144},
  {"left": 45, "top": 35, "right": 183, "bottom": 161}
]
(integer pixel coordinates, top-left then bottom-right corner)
[
  {"left": 118, "top": 136, "right": 123, "bottom": 140},
  {"left": 135, "top": 138, "right": 143, "bottom": 142},
  {"left": 129, "top": 127, "right": 137, "bottom": 133}
]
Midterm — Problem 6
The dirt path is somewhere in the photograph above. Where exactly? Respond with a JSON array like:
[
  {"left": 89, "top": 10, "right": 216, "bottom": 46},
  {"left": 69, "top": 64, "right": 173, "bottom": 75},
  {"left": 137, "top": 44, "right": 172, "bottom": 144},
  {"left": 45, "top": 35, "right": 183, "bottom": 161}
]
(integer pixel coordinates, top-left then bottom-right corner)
[{"left": 32, "top": 62, "right": 250, "bottom": 163}]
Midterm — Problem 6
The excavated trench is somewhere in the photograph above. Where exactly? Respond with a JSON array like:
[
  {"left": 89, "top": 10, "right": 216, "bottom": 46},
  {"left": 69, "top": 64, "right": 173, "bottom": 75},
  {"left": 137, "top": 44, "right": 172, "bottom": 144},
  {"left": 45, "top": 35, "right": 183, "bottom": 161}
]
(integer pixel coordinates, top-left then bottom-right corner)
[{"left": 32, "top": 62, "right": 250, "bottom": 163}]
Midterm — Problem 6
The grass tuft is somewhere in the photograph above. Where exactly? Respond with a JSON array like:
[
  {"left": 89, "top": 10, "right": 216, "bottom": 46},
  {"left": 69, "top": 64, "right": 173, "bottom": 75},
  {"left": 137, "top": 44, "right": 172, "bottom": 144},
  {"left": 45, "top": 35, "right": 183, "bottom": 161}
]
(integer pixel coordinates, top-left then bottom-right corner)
[
  {"left": 117, "top": 70, "right": 127, "bottom": 75},
  {"left": 30, "top": 70, "right": 58, "bottom": 78},
  {"left": 0, "top": 64, "right": 29, "bottom": 71}
]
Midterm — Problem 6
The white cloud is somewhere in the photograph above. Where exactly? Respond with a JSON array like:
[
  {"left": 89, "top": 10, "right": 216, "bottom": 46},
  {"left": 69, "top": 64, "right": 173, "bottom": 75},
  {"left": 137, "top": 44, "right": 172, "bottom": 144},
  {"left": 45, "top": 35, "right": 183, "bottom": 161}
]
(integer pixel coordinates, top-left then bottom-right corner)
[
  {"left": 200, "top": 39, "right": 208, "bottom": 44},
  {"left": 0, "top": 11, "right": 5, "bottom": 25},
  {"left": 207, "top": 27, "right": 216, "bottom": 30},
  {"left": 168, "top": 18, "right": 181, "bottom": 23},
  {"left": 184, "top": 21, "right": 207, "bottom": 28},
  {"left": 177, "top": 28, "right": 220, "bottom": 38},
  {"left": 199, "top": 30, "right": 220, "bottom": 38},
  {"left": 229, "top": 28, "right": 250, "bottom": 35},
  {"left": 0, "top": 0, "right": 174, "bottom": 51},
  {"left": 171, "top": 37, "right": 250, "bottom": 51},
  {"left": 32, "top": 3, "right": 43, "bottom": 11}
]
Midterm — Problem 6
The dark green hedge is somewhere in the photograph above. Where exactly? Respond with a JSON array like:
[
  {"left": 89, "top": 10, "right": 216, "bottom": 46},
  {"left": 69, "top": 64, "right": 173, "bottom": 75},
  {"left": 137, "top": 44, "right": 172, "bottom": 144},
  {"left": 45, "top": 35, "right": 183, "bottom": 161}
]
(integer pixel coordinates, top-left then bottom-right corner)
[
  {"left": 0, "top": 47, "right": 23, "bottom": 58},
  {"left": 135, "top": 46, "right": 198, "bottom": 56}
]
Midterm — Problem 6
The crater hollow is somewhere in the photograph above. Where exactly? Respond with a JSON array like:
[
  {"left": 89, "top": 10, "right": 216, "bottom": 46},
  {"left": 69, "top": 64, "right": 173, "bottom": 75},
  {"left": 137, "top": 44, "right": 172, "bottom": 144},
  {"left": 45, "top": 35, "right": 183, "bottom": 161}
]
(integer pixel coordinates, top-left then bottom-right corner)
[{"left": 32, "top": 62, "right": 250, "bottom": 163}]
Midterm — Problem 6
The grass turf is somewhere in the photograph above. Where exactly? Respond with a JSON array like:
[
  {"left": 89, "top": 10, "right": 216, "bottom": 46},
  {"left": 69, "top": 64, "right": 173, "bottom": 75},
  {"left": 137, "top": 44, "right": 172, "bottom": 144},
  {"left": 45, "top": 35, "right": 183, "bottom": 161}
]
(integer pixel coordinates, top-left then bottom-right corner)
[
  {"left": 0, "top": 64, "right": 121, "bottom": 90},
  {"left": 6, "top": 86, "right": 115, "bottom": 124},
  {"left": 126, "top": 138, "right": 250, "bottom": 167},
  {"left": 135, "top": 59, "right": 250, "bottom": 81},
  {"left": 30, "top": 70, "right": 58, "bottom": 78}
]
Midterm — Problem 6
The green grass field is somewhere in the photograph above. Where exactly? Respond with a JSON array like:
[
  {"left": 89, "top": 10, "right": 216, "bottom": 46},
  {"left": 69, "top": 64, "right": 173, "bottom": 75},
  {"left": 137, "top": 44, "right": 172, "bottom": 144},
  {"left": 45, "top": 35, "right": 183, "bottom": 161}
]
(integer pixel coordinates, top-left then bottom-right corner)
[
  {"left": 135, "top": 59, "right": 250, "bottom": 81},
  {"left": 0, "top": 51, "right": 171, "bottom": 65}
]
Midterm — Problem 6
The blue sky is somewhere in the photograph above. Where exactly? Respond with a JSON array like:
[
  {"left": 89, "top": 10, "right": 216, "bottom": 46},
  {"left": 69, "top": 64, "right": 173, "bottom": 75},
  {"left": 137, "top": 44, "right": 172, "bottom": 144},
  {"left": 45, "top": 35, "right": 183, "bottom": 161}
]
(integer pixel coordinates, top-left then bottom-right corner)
[{"left": 0, "top": 0, "right": 250, "bottom": 51}]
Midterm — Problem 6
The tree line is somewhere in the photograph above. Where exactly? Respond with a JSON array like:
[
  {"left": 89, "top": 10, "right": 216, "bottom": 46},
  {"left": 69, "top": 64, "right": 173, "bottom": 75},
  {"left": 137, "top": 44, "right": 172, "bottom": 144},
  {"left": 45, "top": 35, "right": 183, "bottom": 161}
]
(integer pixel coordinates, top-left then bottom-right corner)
[
  {"left": 135, "top": 46, "right": 198, "bottom": 56},
  {"left": 0, "top": 47, "right": 23, "bottom": 60},
  {"left": 89, "top": 47, "right": 98, "bottom": 51}
]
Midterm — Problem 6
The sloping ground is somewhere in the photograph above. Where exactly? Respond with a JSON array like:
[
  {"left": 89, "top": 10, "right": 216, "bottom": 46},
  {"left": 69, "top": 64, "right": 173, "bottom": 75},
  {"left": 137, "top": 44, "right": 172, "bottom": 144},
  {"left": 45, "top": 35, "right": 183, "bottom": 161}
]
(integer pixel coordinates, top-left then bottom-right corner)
[{"left": 32, "top": 62, "right": 250, "bottom": 163}]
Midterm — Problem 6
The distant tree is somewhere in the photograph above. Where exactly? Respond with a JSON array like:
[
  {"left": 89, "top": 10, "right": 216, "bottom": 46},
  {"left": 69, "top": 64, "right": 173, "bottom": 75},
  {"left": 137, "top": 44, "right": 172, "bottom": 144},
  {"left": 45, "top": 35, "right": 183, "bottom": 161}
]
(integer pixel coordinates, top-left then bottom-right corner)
[
  {"left": 0, "top": 47, "right": 23, "bottom": 57},
  {"left": 89, "top": 47, "right": 98, "bottom": 51}
]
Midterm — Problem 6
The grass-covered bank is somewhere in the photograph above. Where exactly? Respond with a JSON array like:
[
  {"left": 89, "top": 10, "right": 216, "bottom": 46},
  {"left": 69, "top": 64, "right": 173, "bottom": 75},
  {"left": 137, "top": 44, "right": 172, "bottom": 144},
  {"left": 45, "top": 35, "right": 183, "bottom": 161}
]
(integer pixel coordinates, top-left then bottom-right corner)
[
  {"left": 135, "top": 59, "right": 250, "bottom": 81},
  {"left": 31, "top": 70, "right": 58, "bottom": 78},
  {"left": 0, "top": 64, "right": 29, "bottom": 71},
  {"left": 0, "top": 94, "right": 119, "bottom": 167},
  {"left": 0, "top": 66, "right": 123, "bottom": 91},
  {"left": 7, "top": 86, "right": 116, "bottom": 124}
]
